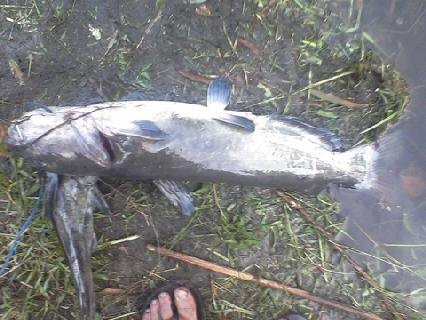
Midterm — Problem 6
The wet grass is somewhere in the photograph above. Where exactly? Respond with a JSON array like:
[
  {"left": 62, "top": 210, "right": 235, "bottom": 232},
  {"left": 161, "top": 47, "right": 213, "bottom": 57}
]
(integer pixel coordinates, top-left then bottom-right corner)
[
  {"left": 0, "top": 0, "right": 417, "bottom": 319},
  {"left": 0, "top": 159, "right": 76, "bottom": 319}
]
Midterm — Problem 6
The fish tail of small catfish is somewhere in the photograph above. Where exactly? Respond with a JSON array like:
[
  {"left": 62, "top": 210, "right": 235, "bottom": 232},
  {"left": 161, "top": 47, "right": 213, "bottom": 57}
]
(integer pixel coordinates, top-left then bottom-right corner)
[{"left": 48, "top": 175, "right": 101, "bottom": 320}]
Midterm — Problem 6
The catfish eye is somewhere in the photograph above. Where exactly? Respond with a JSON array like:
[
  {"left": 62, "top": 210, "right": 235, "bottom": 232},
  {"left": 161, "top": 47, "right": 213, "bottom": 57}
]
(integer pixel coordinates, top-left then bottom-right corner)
[{"left": 34, "top": 160, "right": 48, "bottom": 169}]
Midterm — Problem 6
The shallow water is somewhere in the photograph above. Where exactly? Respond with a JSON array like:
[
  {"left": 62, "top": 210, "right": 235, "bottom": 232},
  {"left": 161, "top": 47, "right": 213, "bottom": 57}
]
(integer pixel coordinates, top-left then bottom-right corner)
[{"left": 333, "top": 0, "right": 426, "bottom": 311}]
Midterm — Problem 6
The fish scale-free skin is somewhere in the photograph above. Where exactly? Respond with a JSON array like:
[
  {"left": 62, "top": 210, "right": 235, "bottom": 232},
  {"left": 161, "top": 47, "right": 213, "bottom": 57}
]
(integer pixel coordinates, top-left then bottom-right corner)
[
  {"left": 6, "top": 99, "right": 380, "bottom": 320},
  {"left": 7, "top": 101, "right": 377, "bottom": 193}
]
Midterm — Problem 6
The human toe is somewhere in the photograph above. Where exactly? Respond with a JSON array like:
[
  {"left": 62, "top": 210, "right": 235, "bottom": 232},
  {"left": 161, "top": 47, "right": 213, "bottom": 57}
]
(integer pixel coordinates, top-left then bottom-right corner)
[{"left": 174, "top": 287, "right": 198, "bottom": 320}]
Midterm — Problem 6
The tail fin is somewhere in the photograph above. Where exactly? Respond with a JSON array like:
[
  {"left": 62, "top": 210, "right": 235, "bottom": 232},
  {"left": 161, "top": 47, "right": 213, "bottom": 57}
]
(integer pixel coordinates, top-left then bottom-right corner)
[
  {"left": 335, "top": 144, "right": 379, "bottom": 191},
  {"left": 353, "top": 144, "right": 379, "bottom": 191},
  {"left": 343, "top": 131, "right": 412, "bottom": 197},
  {"left": 335, "top": 130, "right": 426, "bottom": 212},
  {"left": 368, "top": 130, "right": 425, "bottom": 201}
]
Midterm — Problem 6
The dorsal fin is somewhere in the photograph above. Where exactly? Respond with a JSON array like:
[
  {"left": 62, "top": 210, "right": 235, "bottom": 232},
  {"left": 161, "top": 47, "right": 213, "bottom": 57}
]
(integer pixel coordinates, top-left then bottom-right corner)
[
  {"left": 270, "top": 114, "right": 344, "bottom": 151},
  {"left": 207, "top": 78, "right": 232, "bottom": 110}
]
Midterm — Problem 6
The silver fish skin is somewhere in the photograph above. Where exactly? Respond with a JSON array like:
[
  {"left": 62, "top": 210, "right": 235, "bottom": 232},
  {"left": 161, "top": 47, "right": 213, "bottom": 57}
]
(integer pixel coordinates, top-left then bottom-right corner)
[
  {"left": 7, "top": 100, "right": 378, "bottom": 193},
  {"left": 49, "top": 174, "right": 99, "bottom": 320}
]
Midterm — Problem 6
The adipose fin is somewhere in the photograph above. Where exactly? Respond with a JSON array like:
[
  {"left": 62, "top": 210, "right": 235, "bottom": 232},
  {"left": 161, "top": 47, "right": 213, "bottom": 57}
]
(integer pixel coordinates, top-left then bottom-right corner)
[{"left": 270, "top": 114, "right": 343, "bottom": 151}]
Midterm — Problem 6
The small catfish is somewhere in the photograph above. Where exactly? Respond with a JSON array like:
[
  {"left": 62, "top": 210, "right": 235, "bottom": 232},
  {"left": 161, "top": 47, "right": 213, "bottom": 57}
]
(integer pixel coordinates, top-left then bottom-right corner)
[{"left": 44, "top": 173, "right": 108, "bottom": 320}]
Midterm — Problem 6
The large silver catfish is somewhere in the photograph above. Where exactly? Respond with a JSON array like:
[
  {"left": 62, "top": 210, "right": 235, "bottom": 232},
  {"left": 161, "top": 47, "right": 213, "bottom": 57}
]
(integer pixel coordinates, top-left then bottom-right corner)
[
  {"left": 7, "top": 80, "right": 378, "bottom": 195},
  {"left": 5, "top": 79, "right": 381, "bottom": 320}
]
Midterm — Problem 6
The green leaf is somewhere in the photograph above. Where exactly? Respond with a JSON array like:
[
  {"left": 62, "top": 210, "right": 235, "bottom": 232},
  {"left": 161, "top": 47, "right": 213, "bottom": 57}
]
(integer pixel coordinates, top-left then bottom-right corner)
[{"left": 316, "top": 109, "right": 337, "bottom": 119}]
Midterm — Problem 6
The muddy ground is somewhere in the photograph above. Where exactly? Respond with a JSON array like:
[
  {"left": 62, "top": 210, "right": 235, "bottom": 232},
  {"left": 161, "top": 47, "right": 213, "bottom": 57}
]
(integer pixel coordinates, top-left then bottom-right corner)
[{"left": 0, "top": 0, "right": 411, "bottom": 319}]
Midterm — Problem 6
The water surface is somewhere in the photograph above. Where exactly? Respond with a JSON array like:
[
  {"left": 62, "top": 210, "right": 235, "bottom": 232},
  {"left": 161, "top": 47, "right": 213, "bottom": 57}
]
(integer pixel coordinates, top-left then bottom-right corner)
[{"left": 333, "top": 0, "right": 426, "bottom": 311}]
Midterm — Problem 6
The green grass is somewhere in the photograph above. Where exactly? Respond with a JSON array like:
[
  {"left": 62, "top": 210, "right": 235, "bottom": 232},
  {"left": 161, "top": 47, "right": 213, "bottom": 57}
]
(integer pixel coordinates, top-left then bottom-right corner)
[
  {"left": 0, "top": 159, "right": 76, "bottom": 319},
  {"left": 0, "top": 0, "right": 417, "bottom": 319}
]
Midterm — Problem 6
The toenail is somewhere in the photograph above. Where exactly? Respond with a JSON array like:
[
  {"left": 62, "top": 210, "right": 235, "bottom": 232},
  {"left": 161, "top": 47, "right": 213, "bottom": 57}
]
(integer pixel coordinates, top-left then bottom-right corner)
[
  {"left": 159, "top": 292, "right": 168, "bottom": 298},
  {"left": 151, "top": 299, "right": 158, "bottom": 305},
  {"left": 145, "top": 309, "right": 150, "bottom": 313},
  {"left": 175, "top": 288, "right": 188, "bottom": 299}
]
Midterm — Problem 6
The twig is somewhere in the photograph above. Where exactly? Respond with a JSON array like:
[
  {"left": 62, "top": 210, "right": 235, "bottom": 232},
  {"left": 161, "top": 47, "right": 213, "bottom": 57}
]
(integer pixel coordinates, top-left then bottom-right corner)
[
  {"left": 98, "top": 235, "right": 140, "bottom": 250},
  {"left": 236, "top": 37, "right": 261, "bottom": 56},
  {"left": 295, "top": 71, "right": 354, "bottom": 93},
  {"left": 106, "top": 311, "right": 138, "bottom": 320},
  {"left": 310, "top": 89, "right": 369, "bottom": 108},
  {"left": 178, "top": 70, "right": 212, "bottom": 84},
  {"left": 277, "top": 191, "right": 405, "bottom": 320},
  {"left": 136, "top": 9, "right": 163, "bottom": 49},
  {"left": 146, "top": 244, "right": 384, "bottom": 320}
]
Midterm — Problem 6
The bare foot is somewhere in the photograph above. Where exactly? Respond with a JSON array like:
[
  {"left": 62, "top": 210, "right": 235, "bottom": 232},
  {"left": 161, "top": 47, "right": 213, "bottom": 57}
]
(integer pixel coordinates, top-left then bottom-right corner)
[{"left": 142, "top": 287, "right": 198, "bottom": 320}]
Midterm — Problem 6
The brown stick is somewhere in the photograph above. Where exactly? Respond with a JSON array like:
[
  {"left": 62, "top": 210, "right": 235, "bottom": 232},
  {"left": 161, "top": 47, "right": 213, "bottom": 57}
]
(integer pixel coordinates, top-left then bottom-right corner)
[
  {"left": 146, "top": 244, "right": 384, "bottom": 320},
  {"left": 178, "top": 69, "right": 212, "bottom": 85}
]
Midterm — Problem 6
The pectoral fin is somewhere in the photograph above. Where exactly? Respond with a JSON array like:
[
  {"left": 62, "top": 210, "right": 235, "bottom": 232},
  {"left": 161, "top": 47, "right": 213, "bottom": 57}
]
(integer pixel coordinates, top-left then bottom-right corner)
[
  {"left": 115, "top": 120, "right": 167, "bottom": 140},
  {"left": 73, "top": 124, "right": 114, "bottom": 167},
  {"left": 153, "top": 179, "right": 195, "bottom": 216}
]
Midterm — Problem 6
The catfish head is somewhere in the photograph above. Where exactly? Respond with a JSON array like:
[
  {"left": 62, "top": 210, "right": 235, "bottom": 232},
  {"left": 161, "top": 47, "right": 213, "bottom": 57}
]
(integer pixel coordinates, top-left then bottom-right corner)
[{"left": 6, "top": 107, "right": 115, "bottom": 173}]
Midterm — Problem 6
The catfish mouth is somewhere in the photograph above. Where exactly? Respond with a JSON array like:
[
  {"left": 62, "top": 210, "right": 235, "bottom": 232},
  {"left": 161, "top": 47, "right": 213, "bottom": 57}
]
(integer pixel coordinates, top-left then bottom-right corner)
[
  {"left": 6, "top": 123, "right": 25, "bottom": 147},
  {"left": 7, "top": 120, "right": 49, "bottom": 150}
]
